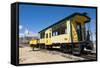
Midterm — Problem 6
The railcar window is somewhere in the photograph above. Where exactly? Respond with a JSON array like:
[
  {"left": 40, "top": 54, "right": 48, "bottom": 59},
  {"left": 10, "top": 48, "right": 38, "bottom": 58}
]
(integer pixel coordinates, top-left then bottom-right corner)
[
  {"left": 56, "top": 32, "right": 58, "bottom": 35},
  {"left": 52, "top": 32, "right": 54, "bottom": 36},
  {"left": 52, "top": 32, "right": 55, "bottom": 36},
  {"left": 49, "top": 33, "right": 51, "bottom": 38},
  {"left": 46, "top": 33, "right": 48, "bottom": 38},
  {"left": 55, "top": 32, "right": 57, "bottom": 35},
  {"left": 52, "top": 31, "right": 58, "bottom": 36}
]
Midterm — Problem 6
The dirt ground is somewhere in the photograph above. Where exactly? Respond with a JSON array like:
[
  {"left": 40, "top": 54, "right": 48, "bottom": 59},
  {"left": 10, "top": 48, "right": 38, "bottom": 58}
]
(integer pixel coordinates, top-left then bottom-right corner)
[{"left": 19, "top": 45, "right": 86, "bottom": 64}]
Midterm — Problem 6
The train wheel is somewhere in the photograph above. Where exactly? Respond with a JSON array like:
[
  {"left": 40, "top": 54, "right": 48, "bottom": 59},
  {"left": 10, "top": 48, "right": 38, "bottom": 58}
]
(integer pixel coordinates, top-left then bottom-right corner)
[
  {"left": 60, "top": 44, "right": 67, "bottom": 53},
  {"left": 30, "top": 44, "right": 35, "bottom": 51},
  {"left": 47, "top": 45, "right": 52, "bottom": 49},
  {"left": 80, "top": 45, "right": 85, "bottom": 53},
  {"left": 39, "top": 44, "right": 43, "bottom": 49},
  {"left": 30, "top": 44, "right": 33, "bottom": 47},
  {"left": 72, "top": 48, "right": 81, "bottom": 55},
  {"left": 72, "top": 44, "right": 84, "bottom": 55},
  {"left": 32, "top": 46, "right": 35, "bottom": 51}
]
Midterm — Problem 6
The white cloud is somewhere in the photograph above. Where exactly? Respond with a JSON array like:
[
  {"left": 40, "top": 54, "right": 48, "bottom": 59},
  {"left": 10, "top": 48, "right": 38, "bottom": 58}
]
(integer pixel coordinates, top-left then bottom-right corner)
[{"left": 19, "top": 25, "right": 23, "bottom": 30}]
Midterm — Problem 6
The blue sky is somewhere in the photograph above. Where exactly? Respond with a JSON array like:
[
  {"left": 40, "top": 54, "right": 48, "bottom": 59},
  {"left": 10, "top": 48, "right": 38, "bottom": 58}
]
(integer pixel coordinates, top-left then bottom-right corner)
[{"left": 19, "top": 4, "right": 96, "bottom": 40}]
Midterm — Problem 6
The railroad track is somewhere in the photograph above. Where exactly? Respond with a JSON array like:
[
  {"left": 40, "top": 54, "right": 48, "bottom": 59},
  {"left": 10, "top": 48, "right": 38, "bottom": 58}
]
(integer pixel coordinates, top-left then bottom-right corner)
[
  {"left": 79, "top": 52, "right": 96, "bottom": 60},
  {"left": 41, "top": 48, "right": 96, "bottom": 60}
]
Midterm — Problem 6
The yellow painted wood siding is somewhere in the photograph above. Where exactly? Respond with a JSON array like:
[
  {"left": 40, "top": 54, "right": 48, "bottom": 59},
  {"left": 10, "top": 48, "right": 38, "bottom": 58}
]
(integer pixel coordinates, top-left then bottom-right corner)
[
  {"left": 66, "top": 20, "right": 71, "bottom": 43},
  {"left": 44, "top": 28, "right": 52, "bottom": 45},
  {"left": 39, "top": 38, "right": 45, "bottom": 44},
  {"left": 51, "top": 34, "right": 69, "bottom": 43},
  {"left": 29, "top": 39, "right": 38, "bottom": 45},
  {"left": 48, "top": 20, "right": 71, "bottom": 44},
  {"left": 71, "top": 21, "right": 78, "bottom": 42}
]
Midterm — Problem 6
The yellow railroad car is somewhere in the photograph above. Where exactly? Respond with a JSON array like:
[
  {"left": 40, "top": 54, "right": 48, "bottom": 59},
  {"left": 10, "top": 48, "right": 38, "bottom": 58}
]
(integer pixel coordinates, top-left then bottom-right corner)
[
  {"left": 29, "top": 39, "right": 39, "bottom": 50},
  {"left": 30, "top": 13, "right": 93, "bottom": 54}
]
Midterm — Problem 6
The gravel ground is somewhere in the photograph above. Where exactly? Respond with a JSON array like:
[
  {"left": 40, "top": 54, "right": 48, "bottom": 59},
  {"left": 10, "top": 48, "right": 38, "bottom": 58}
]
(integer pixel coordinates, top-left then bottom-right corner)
[{"left": 19, "top": 46, "right": 86, "bottom": 64}]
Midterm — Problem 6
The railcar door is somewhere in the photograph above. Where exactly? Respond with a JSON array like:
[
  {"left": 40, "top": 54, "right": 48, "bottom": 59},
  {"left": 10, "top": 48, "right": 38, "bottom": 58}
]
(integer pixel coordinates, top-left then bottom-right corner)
[
  {"left": 45, "top": 28, "right": 52, "bottom": 45},
  {"left": 76, "top": 23, "right": 82, "bottom": 41}
]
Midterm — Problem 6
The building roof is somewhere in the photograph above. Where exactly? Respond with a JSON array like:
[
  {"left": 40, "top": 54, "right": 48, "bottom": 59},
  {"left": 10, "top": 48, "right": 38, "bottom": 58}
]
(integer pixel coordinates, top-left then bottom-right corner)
[{"left": 38, "top": 12, "right": 90, "bottom": 33}]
